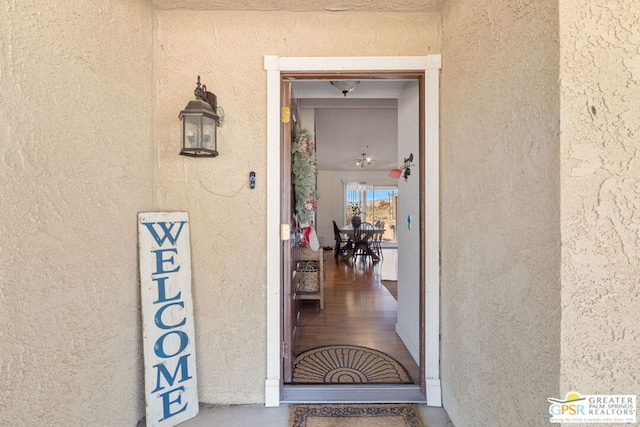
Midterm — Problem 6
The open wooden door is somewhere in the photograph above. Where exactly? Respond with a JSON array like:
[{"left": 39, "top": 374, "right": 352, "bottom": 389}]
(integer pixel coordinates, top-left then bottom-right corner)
[{"left": 280, "top": 81, "right": 297, "bottom": 383}]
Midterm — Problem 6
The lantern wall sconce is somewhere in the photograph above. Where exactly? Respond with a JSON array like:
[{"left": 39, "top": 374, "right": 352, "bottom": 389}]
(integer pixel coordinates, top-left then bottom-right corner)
[{"left": 179, "top": 76, "right": 224, "bottom": 157}]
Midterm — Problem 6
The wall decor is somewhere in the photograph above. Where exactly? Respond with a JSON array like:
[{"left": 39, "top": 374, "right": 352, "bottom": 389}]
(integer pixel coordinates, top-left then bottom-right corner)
[
  {"left": 291, "top": 128, "right": 317, "bottom": 226},
  {"left": 138, "top": 212, "right": 198, "bottom": 427}
]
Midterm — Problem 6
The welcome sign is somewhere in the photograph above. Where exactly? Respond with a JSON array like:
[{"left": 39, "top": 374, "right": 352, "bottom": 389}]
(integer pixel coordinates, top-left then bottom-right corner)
[{"left": 138, "top": 212, "right": 198, "bottom": 426}]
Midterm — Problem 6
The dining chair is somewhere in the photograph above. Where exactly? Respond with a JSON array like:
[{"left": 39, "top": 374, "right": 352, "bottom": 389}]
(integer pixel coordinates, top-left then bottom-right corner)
[
  {"left": 371, "top": 221, "right": 384, "bottom": 259},
  {"left": 353, "top": 222, "right": 375, "bottom": 260},
  {"left": 332, "top": 220, "right": 352, "bottom": 260}
]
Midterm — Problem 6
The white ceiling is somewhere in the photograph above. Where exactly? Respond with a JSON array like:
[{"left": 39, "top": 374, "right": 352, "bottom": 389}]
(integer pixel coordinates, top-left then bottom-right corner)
[
  {"left": 151, "top": 0, "right": 444, "bottom": 12},
  {"left": 293, "top": 79, "right": 413, "bottom": 171}
]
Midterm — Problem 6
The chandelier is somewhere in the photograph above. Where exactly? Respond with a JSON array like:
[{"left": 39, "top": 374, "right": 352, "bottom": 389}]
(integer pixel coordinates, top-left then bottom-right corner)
[{"left": 355, "top": 150, "right": 373, "bottom": 168}]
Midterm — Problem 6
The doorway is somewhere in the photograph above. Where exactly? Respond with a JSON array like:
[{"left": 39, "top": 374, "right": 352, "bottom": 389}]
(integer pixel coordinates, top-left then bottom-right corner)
[
  {"left": 288, "top": 77, "right": 418, "bottom": 391},
  {"left": 264, "top": 55, "right": 442, "bottom": 407}
]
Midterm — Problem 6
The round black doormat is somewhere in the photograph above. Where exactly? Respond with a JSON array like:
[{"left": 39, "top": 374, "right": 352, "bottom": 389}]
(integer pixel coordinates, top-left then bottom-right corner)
[{"left": 292, "top": 345, "right": 412, "bottom": 384}]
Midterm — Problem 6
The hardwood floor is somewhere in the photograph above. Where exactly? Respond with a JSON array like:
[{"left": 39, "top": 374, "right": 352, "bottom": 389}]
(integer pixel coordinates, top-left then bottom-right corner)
[{"left": 294, "top": 251, "right": 420, "bottom": 384}]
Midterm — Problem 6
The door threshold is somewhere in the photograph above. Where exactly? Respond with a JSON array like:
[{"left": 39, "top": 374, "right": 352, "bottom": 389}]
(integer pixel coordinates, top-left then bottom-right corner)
[{"left": 282, "top": 384, "right": 425, "bottom": 404}]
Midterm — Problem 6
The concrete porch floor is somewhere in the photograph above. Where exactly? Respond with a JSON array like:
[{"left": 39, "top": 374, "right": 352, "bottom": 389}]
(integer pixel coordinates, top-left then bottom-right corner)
[{"left": 180, "top": 403, "right": 455, "bottom": 426}]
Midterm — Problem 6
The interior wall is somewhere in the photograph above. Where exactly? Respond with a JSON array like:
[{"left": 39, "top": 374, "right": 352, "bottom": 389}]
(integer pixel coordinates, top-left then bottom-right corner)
[
  {"left": 313, "top": 105, "right": 399, "bottom": 245},
  {"left": 153, "top": 9, "right": 441, "bottom": 403},
  {"left": 0, "top": 2, "right": 154, "bottom": 425},
  {"left": 314, "top": 108, "right": 398, "bottom": 172},
  {"left": 396, "top": 81, "right": 421, "bottom": 363},
  {"left": 559, "top": 0, "right": 640, "bottom": 398},
  {"left": 440, "top": 1, "right": 561, "bottom": 425}
]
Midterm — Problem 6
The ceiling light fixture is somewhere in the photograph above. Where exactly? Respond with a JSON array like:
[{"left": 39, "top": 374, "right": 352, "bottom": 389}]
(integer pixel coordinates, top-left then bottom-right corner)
[
  {"left": 330, "top": 80, "right": 360, "bottom": 97},
  {"left": 355, "top": 147, "right": 374, "bottom": 168}
]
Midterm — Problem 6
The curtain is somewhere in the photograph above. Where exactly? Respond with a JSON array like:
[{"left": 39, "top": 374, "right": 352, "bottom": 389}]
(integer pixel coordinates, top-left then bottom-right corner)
[{"left": 344, "top": 181, "right": 366, "bottom": 223}]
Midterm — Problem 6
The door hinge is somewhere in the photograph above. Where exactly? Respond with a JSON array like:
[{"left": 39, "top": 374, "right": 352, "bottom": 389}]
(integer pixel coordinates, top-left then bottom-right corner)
[
  {"left": 281, "top": 341, "right": 289, "bottom": 359},
  {"left": 281, "top": 107, "right": 291, "bottom": 124},
  {"left": 280, "top": 223, "right": 290, "bottom": 241}
]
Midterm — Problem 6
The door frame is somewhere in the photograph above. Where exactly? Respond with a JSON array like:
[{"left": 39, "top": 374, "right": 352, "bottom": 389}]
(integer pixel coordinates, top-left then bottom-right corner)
[{"left": 264, "top": 55, "right": 442, "bottom": 407}]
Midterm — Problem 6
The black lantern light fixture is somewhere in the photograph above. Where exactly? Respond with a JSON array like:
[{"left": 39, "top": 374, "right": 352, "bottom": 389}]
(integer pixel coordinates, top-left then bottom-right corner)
[{"left": 179, "top": 76, "right": 224, "bottom": 157}]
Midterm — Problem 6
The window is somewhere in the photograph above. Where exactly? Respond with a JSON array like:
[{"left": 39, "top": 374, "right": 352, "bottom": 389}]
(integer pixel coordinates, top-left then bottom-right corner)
[
  {"left": 345, "top": 181, "right": 366, "bottom": 222},
  {"left": 344, "top": 181, "right": 398, "bottom": 243}
]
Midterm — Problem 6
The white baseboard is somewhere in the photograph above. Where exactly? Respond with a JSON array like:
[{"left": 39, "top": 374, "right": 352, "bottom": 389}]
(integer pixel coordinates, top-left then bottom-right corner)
[{"left": 395, "top": 323, "right": 419, "bottom": 365}]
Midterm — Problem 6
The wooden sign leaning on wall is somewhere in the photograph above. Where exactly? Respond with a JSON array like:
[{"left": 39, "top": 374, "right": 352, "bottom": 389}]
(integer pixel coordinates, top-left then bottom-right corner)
[{"left": 138, "top": 212, "right": 199, "bottom": 427}]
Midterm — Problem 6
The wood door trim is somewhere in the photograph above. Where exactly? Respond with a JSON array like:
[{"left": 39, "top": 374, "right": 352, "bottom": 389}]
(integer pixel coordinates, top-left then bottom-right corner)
[
  {"left": 282, "top": 71, "right": 424, "bottom": 387},
  {"left": 282, "top": 71, "right": 425, "bottom": 80},
  {"left": 280, "top": 81, "right": 295, "bottom": 384}
]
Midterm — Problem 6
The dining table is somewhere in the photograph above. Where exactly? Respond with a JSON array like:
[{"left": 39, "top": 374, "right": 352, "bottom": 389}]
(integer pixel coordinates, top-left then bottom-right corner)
[{"left": 338, "top": 225, "right": 384, "bottom": 261}]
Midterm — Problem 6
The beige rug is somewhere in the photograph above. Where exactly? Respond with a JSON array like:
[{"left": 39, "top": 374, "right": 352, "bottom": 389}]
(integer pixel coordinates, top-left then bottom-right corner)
[
  {"left": 292, "top": 345, "right": 412, "bottom": 384},
  {"left": 381, "top": 280, "right": 397, "bottom": 300},
  {"left": 289, "top": 404, "right": 425, "bottom": 427}
]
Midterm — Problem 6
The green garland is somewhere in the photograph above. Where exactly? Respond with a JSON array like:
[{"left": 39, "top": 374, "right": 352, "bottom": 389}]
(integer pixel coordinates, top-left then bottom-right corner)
[{"left": 292, "top": 128, "right": 317, "bottom": 225}]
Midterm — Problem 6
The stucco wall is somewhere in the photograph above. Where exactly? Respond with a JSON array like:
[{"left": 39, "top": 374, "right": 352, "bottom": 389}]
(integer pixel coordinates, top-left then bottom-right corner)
[
  {"left": 559, "top": 0, "right": 640, "bottom": 400},
  {"left": 440, "top": 1, "right": 561, "bottom": 425},
  {"left": 153, "top": 10, "right": 440, "bottom": 403},
  {"left": 0, "top": 1, "right": 153, "bottom": 426}
]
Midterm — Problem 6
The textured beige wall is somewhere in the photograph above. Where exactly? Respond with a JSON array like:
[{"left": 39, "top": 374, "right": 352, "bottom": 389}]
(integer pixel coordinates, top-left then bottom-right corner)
[
  {"left": 440, "top": 1, "right": 560, "bottom": 425},
  {"left": 0, "top": 1, "right": 153, "bottom": 425},
  {"left": 559, "top": 0, "right": 640, "bottom": 400},
  {"left": 153, "top": 9, "right": 440, "bottom": 403},
  {"left": 152, "top": 0, "right": 444, "bottom": 12}
]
